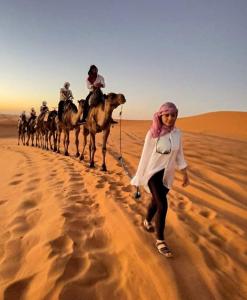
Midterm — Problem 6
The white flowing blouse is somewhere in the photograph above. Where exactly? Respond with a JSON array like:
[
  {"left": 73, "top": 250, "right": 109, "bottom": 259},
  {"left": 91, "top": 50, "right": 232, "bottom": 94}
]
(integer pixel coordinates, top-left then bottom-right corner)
[
  {"left": 130, "top": 128, "right": 187, "bottom": 192},
  {"left": 86, "top": 74, "right": 105, "bottom": 91}
]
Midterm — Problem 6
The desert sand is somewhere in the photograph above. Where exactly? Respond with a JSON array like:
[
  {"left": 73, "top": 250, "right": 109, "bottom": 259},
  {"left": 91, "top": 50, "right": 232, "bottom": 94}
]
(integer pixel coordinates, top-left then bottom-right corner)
[{"left": 0, "top": 111, "right": 246, "bottom": 300}]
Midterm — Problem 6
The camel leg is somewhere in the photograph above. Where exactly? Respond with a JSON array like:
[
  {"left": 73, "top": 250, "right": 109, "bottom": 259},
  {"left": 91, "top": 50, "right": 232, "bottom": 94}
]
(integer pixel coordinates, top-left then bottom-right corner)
[
  {"left": 64, "top": 129, "right": 70, "bottom": 156},
  {"left": 80, "top": 128, "right": 89, "bottom": 161},
  {"left": 75, "top": 127, "right": 80, "bottom": 157},
  {"left": 31, "top": 133, "right": 34, "bottom": 146},
  {"left": 22, "top": 132, "right": 25, "bottom": 145},
  {"left": 53, "top": 131, "right": 57, "bottom": 152},
  {"left": 48, "top": 131, "right": 53, "bottom": 150},
  {"left": 101, "top": 128, "right": 110, "bottom": 172},
  {"left": 26, "top": 132, "right": 30, "bottom": 146},
  {"left": 57, "top": 128, "right": 62, "bottom": 153},
  {"left": 18, "top": 131, "right": 20, "bottom": 145},
  {"left": 46, "top": 131, "right": 49, "bottom": 150},
  {"left": 41, "top": 133, "right": 45, "bottom": 149},
  {"left": 36, "top": 132, "right": 39, "bottom": 147},
  {"left": 89, "top": 133, "right": 96, "bottom": 168}
]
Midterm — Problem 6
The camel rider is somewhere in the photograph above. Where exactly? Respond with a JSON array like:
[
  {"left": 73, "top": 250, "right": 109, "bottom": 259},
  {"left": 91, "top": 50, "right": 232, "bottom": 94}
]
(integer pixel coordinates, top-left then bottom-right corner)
[
  {"left": 58, "top": 81, "right": 74, "bottom": 121},
  {"left": 80, "top": 65, "right": 117, "bottom": 124},
  {"left": 27, "top": 107, "right": 37, "bottom": 125},
  {"left": 40, "top": 101, "right": 49, "bottom": 115},
  {"left": 18, "top": 111, "right": 26, "bottom": 126}
]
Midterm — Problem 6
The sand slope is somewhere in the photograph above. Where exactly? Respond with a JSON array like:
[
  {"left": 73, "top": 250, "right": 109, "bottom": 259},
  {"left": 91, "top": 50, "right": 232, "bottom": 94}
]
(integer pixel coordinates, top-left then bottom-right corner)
[
  {"left": 0, "top": 111, "right": 247, "bottom": 300},
  {"left": 177, "top": 111, "right": 247, "bottom": 141}
]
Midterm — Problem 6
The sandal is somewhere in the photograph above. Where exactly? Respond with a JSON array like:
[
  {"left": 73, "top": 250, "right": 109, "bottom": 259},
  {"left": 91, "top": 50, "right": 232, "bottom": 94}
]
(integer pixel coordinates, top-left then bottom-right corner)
[
  {"left": 143, "top": 219, "right": 155, "bottom": 232},
  {"left": 156, "top": 240, "right": 173, "bottom": 258}
]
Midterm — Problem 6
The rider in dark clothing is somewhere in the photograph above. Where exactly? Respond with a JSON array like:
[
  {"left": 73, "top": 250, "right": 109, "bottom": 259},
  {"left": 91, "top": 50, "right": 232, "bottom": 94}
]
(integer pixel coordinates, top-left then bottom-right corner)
[{"left": 27, "top": 107, "right": 37, "bottom": 125}]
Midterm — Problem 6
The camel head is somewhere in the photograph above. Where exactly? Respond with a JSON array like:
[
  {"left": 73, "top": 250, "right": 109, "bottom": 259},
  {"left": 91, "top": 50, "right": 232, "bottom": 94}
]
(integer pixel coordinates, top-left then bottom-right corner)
[
  {"left": 104, "top": 93, "right": 126, "bottom": 110},
  {"left": 77, "top": 99, "right": 86, "bottom": 110}
]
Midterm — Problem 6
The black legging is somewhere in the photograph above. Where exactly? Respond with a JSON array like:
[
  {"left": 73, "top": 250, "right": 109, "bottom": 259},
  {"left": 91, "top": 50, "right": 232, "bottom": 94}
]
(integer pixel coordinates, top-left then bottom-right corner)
[{"left": 146, "top": 169, "right": 169, "bottom": 240}]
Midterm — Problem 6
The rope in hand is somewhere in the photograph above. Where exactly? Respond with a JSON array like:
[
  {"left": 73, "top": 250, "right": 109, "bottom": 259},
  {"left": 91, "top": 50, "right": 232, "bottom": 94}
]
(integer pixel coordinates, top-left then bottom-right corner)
[{"left": 117, "top": 105, "right": 141, "bottom": 200}]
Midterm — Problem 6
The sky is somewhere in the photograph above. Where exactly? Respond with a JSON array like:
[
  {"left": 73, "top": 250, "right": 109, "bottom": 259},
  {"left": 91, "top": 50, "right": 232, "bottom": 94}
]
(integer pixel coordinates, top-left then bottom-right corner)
[{"left": 0, "top": 0, "right": 246, "bottom": 119}]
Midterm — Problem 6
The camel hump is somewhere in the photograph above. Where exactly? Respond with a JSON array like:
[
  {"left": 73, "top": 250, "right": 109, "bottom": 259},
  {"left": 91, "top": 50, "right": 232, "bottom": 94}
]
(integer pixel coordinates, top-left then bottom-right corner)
[
  {"left": 43, "top": 111, "right": 49, "bottom": 122},
  {"left": 65, "top": 101, "right": 78, "bottom": 113},
  {"left": 48, "top": 110, "right": 58, "bottom": 120},
  {"left": 89, "top": 89, "right": 104, "bottom": 107}
]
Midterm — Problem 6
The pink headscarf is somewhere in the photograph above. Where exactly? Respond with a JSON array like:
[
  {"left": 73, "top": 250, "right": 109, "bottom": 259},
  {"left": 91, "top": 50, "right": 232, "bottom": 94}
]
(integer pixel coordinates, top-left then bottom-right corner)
[{"left": 150, "top": 102, "right": 178, "bottom": 138}]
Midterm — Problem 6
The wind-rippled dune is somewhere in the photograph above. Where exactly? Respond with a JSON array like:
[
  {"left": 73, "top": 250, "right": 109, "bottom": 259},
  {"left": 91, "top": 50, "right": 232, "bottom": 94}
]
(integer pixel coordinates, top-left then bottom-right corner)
[{"left": 0, "top": 112, "right": 246, "bottom": 300}]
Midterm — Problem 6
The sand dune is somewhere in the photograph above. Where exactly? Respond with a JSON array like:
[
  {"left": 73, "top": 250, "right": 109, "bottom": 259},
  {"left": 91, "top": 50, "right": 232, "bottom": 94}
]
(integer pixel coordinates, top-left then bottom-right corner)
[{"left": 0, "top": 111, "right": 246, "bottom": 300}]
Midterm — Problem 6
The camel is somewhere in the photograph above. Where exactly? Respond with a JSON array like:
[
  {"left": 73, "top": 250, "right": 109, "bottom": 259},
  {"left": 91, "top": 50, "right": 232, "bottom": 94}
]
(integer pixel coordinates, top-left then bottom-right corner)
[
  {"left": 56, "top": 100, "right": 85, "bottom": 156},
  {"left": 17, "top": 115, "right": 27, "bottom": 145},
  {"left": 80, "top": 92, "right": 126, "bottom": 171},
  {"left": 26, "top": 117, "right": 37, "bottom": 146},
  {"left": 45, "top": 110, "right": 58, "bottom": 151},
  {"left": 36, "top": 112, "right": 49, "bottom": 149}
]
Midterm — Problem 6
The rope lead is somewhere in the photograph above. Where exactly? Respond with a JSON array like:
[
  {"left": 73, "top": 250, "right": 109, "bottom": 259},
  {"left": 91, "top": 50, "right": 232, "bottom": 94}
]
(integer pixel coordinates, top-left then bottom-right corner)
[{"left": 118, "top": 105, "right": 141, "bottom": 200}]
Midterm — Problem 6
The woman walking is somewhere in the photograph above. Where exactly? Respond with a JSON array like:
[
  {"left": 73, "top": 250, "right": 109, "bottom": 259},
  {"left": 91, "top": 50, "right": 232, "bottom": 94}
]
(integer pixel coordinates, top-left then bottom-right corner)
[{"left": 131, "top": 102, "right": 189, "bottom": 257}]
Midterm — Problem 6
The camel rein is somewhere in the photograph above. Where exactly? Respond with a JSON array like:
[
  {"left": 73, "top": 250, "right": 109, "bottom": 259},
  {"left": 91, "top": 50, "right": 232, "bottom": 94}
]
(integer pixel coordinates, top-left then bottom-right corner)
[{"left": 117, "top": 105, "right": 141, "bottom": 200}]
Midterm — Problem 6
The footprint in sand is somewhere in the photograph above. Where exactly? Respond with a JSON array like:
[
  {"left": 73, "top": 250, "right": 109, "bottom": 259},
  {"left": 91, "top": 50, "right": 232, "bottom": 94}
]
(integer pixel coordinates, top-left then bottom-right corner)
[
  {"left": 48, "top": 235, "right": 74, "bottom": 258},
  {"left": 177, "top": 199, "right": 192, "bottom": 211},
  {"left": 9, "top": 180, "right": 22, "bottom": 186},
  {"left": 83, "top": 229, "right": 109, "bottom": 250},
  {"left": 95, "top": 182, "right": 105, "bottom": 188},
  {"left": 208, "top": 223, "right": 230, "bottom": 242},
  {"left": 3, "top": 275, "right": 35, "bottom": 300},
  {"left": 0, "top": 238, "right": 23, "bottom": 279},
  {"left": 0, "top": 199, "right": 8, "bottom": 205},
  {"left": 14, "top": 173, "right": 24, "bottom": 178},
  {"left": 18, "top": 199, "right": 38, "bottom": 210},
  {"left": 121, "top": 185, "right": 132, "bottom": 192},
  {"left": 199, "top": 209, "right": 217, "bottom": 220}
]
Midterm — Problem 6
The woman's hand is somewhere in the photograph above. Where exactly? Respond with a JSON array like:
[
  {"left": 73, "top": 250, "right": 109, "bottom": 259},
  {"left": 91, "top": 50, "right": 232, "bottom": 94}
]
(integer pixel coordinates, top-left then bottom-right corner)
[
  {"left": 181, "top": 168, "right": 190, "bottom": 187},
  {"left": 94, "top": 83, "right": 102, "bottom": 88}
]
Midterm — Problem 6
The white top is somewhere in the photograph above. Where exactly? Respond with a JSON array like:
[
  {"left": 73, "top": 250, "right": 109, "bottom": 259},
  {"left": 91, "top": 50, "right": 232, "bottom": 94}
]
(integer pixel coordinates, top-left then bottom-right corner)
[
  {"left": 60, "top": 87, "right": 73, "bottom": 101},
  {"left": 86, "top": 74, "right": 105, "bottom": 91},
  {"left": 130, "top": 128, "right": 187, "bottom": 191}
]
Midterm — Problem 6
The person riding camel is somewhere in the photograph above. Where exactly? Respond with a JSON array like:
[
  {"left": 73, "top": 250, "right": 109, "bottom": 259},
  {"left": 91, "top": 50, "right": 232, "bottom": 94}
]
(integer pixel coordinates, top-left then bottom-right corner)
[
  {"left": 27, "top": 107, "right": 37, "bottom": 125},
  {"left": 40, "top": 101, "right": 49, "bottom": 115},
  {"left": 18, "top": 111, "right": 27, "bottom": 127},
  {"left": 80, "top": 65, "right": 117, "bottom": 124},
  {"left": 58, "top": 82, "right": 74, "bottom": 121}
]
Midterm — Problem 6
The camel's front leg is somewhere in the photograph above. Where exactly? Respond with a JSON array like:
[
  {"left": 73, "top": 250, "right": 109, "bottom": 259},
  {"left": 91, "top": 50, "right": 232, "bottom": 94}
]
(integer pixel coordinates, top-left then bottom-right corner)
[
  {"left": 46, "top": 132, "right": 49, "bottom": 149},
  {"left": 18, "top": 130, "right": 20, "bottom": 145},
  {"left": 75, "top": 127, "right": 80, "bottom": 157},
  {"left": 101, "top": 128, "right": 110, "bottom": 171},
  {"left": 36, "top": 131, "right": 40, "bottom": 147},
  {"left": 22, "top": 131, "right": 26, "bottom": 146},
  {"left": 26, "top": 131, "right": 30, "bottom": 146},
  {"left": 53, "top": 131, "right": 57, "bottom": 152},
  {"left": 64, "top": 129, "right": 70, "bottom": 156},
  {"left": 57, "top": 128, "right": 61, "bottom": 153},
  {"left": 80, "top": 127, "right": 89, "bottom": 161},
  {"left": 31, "top": 132, "right": 34, "bottom": 146},
  {"left": 48, "top": 131, "right": 53, "bottom": 150},
  {"left": 89, "top": 133, "right": 96, "bottom": 168}
]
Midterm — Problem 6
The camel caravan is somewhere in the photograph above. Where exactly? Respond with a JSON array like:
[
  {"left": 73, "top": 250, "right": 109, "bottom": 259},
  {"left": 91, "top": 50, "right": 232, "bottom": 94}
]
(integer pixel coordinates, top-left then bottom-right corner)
[{"left": 17, "top": 65, "right": 126, "bottom": 171}]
